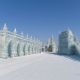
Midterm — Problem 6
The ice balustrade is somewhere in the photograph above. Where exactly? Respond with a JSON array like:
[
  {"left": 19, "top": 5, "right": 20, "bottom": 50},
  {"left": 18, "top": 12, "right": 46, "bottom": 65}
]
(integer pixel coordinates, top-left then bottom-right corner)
[{"left": 0, "top": 30, "right": 42, "bottom": 45}]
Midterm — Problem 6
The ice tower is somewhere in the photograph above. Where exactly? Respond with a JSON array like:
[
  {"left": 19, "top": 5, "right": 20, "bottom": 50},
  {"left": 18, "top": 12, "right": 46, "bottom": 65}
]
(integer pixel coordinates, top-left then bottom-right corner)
[{"left": 58, "top": 29, "right": 80, "bottom": 56}]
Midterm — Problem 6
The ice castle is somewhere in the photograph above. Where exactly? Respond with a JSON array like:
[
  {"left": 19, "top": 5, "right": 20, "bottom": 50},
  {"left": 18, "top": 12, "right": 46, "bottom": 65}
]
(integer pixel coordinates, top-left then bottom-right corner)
[
  {"left": 0, "top": 23, "right": 42, "bottom": 58},
  {"left": 58, "top": 29, "right": 80, "bottom": 56},
  {"left": 43, "top": 35, "right": 57, "bottom": 52},
  {"left": 0, "top": 23, "right": 80, "bottom": 59}
]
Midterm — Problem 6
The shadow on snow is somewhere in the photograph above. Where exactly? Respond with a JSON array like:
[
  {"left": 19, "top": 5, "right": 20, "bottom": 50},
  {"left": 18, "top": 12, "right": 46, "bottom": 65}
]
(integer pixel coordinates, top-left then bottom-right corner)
[{"left": 43, "top": 52, "right": 80, "bottom": 62}]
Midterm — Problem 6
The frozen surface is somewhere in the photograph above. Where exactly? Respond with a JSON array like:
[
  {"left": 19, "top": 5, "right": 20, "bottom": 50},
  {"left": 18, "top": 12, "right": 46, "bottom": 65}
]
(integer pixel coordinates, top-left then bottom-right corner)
[{"left": 0, "top": 53, "right": 80, "bottom": 80}]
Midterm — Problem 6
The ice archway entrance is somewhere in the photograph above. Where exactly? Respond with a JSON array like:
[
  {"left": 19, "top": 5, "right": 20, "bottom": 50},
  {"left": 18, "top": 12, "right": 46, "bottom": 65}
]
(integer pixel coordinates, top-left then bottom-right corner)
[{"left": 8, "top": 41, "right": 12, "bottom": 57}]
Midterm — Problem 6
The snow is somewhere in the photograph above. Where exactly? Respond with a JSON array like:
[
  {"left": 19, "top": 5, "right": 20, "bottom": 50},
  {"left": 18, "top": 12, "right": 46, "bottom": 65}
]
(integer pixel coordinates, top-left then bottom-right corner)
[{"left": 0, "top": 53, "right": 80, "bottom": 80}]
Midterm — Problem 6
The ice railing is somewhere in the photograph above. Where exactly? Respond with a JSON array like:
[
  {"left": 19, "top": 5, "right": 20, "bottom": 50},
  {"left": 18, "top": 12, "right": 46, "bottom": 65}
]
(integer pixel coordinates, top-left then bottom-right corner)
[{"left": 0, "top": 30, "right": 42, "bottom": 45}]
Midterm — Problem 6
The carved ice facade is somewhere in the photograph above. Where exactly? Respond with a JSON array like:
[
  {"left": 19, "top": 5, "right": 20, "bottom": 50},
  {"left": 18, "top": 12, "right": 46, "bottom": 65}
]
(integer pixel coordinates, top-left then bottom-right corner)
[
  {"left": 58, "top": 29, "right": 80, "bottom": 56},
  {"left": 0, "top": 23, "right": 42, "bottom": 58}
]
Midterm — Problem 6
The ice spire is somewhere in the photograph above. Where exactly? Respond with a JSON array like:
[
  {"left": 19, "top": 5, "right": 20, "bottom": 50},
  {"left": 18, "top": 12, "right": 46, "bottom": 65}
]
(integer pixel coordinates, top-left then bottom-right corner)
[
  {"left": 14, "top": 28, "right": 17, "bottom": 33},
  {"left": 26, "top": 34, "right": 28, "bottom": 39},
  {"left": 68, "top": 27, "right": 71, "bottom": 32},
  {"left": 4, "top": 23, "right": 6, "bottom": 26},
  {"left": 21, "top": 32, "right": 23, "bottom": 35},
  {"left": 3, "top": 23, "right": 8, "bottom": 31},
  {"left": 30, "top": 36, "right": 32, "bottom": 39}
]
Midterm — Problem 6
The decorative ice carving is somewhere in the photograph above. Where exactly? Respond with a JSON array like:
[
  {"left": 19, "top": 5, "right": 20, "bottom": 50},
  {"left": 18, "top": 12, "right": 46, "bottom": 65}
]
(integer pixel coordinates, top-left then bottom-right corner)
[
  {"left": 14, "top": 28, "right": 17, "bottom": 33},
  {"left": 0, "top": 24, "right": 42, "bottom": 58},
  {"left": 58, "top": 30, "right": 80, "bottom": 56}
]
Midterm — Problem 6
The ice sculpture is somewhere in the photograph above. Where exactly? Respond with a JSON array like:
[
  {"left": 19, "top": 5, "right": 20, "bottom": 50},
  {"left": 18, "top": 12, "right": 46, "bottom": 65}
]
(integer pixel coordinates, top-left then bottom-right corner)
[
  {"left": 0, "top": 24, "right": 42, "bottom": 58},
  {"left": 58, "top": 29, "right": 80, "bottom": 56}
]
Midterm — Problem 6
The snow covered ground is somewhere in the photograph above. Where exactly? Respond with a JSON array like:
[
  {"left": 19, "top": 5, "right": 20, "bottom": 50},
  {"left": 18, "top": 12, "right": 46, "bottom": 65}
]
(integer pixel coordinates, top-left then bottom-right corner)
[{"left": 0, "top": 52, "right": 80, "bottom": 80}]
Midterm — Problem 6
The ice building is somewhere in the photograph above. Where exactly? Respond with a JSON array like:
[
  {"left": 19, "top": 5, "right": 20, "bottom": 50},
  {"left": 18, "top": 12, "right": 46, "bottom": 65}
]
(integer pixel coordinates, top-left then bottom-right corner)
[
  {"left": 43, "top": 35, "right": 57, "bottom": 52},
  {"left": 58, "top": 29, "right": 80, "bottom": 56},
  {"left": 0, "top": 23, "right": 42, "bottom": 58}
]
